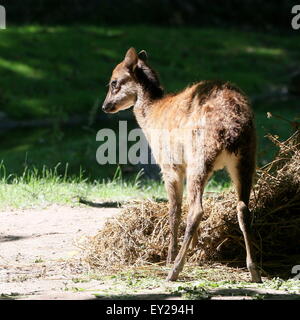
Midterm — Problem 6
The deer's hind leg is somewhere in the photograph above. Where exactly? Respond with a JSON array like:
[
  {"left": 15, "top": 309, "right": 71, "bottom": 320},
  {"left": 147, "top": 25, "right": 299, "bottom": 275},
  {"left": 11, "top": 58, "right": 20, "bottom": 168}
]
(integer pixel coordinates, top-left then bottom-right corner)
[
  {"left": 162, "top": 165, "right": 185, "bottom": 264},
  {"left": 167, "top": 164, "right": 212, "bottom": 281},
  {"left": 226, "top": 152, "right": 262, "bottom": 283}
]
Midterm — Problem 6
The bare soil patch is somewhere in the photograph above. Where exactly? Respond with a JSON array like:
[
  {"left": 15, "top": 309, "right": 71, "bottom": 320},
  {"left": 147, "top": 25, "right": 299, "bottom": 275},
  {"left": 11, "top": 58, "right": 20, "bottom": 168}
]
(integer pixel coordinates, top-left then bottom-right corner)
[{"left": 0, "top": 205, "right": 121, "bottom": 299}]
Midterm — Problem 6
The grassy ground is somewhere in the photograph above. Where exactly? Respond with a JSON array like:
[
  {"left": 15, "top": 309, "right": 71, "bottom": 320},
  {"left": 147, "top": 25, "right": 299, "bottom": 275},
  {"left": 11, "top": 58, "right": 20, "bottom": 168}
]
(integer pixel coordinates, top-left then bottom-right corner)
[
  {"left": 2, "top": 264, "right": 300, "bottom": 300},
  {"left": 65, "top": 265, "right": 300, "bottom": 300},
  {"left": 0, "top": 162, "right": 230, "bottom": 210},
  {"left": 0, "top": 162, "right": 160, "bottom": 210},
  {"left": 0, "top": 25, "right": 299, "bottom": 207}
]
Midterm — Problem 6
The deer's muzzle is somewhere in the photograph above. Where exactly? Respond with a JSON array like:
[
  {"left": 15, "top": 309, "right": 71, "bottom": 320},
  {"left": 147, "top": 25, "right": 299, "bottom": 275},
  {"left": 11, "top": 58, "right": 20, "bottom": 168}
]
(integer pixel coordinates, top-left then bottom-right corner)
[{"left": 102, "top": 102, "right": 116, "bottom": 113}]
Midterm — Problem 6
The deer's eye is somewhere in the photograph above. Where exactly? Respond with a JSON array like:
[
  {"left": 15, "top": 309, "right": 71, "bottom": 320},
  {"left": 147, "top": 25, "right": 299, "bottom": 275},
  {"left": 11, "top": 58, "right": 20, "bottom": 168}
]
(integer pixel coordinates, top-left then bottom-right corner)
[{"left": 110, "top": 80, "right": 117, "bottom": 89}]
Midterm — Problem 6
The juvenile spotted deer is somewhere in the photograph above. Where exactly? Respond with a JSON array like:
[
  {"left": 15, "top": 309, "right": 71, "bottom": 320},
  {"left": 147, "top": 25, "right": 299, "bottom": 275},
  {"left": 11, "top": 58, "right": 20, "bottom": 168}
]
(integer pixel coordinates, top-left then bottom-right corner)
[{"left": 102, "top": 47, "right": 262, "bottom": 282}]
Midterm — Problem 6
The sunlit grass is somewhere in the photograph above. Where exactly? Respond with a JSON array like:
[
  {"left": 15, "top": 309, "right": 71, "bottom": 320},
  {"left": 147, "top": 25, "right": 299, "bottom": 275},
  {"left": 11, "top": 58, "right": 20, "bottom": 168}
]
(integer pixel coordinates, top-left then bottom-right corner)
[
  {"left": 0, "top": 57, "right": 44, "bottom": 78},
  {"left": 0, "top": 161, "right": 233, "bottom": 210},
  {"left": 0, "top": 25, "right": 299, "bottom": 119},
  {"left": 0, "top": 162, "right": 165, "bottom": 210}
]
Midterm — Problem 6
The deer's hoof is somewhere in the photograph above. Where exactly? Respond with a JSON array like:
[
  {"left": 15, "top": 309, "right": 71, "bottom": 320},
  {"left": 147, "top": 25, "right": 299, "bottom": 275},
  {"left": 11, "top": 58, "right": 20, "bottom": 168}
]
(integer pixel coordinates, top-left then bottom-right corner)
[
  {"left": 251, "top": 276, "right": 263, "bottom": 283},
  {"left": 249, "top": 265, "right": 262, "bottom": 283},
  {"left": 166, "top": 269, "right": 179, "bottom": 282}
]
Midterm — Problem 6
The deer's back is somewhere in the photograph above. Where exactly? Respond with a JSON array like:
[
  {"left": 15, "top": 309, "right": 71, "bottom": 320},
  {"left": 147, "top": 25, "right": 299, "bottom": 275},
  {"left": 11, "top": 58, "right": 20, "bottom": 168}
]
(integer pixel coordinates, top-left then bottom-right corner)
[{"left": 148, "top": 80, "right": 255, "bottom": 158}]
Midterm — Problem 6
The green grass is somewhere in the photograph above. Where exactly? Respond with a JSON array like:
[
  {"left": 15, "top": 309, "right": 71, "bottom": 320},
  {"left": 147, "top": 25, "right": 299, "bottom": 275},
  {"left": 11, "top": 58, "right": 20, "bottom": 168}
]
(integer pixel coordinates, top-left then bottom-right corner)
[
  {"left": 0, "top": 162, "right": 167, "bottom": 210},
  {"left": 0, "top": 25, "right": 299, "bottom": 119},
  {"left": 0, "top": 162, "right": 231, "bottom": 210}
]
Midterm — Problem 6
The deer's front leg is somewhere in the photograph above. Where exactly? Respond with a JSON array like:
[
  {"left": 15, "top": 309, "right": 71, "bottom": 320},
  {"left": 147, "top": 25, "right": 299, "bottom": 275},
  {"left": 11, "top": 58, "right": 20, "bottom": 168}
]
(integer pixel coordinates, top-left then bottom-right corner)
[{"left": 162, "top": 166, "right": 185, "bottom": 264}]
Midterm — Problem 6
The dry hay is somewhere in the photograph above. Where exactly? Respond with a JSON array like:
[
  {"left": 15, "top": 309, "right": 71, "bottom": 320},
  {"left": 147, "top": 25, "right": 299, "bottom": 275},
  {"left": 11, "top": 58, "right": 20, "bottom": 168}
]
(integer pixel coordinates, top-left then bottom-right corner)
[{"left": 85, "top": 130, "right": 300, "bottom": 276}]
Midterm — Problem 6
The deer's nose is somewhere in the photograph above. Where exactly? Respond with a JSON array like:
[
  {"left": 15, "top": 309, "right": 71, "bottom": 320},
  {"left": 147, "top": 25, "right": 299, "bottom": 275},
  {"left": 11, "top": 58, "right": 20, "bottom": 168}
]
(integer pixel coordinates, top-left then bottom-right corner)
[{"left": 102, "top": 102, "right": 115, "bottom": 113}]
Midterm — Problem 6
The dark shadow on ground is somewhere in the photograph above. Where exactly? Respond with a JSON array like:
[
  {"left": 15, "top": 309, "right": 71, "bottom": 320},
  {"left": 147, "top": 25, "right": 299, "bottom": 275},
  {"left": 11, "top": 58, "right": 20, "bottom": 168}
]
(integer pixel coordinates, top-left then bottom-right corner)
[
  {"left": 79, "top": 198, "right": 123, "bottom": 208},
  {"left": 208, "top": 288, "right": 300, "bottom": 300},
  {"left": 92, "top": 288, "right": 300, "bottom": 300},
  {"left": 0, "top": 235, "right": 31, "bottom": 243},
  {"left": 93, "top": 293, "right": 181, "bottom": 300}
]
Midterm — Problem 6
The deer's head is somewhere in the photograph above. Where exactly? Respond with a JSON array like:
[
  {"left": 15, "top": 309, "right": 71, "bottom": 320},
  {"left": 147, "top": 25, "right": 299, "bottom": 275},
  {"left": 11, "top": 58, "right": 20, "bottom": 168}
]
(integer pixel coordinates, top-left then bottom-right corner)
[{"left": 102, "top": 47, "right": 163, "bottom": 114}]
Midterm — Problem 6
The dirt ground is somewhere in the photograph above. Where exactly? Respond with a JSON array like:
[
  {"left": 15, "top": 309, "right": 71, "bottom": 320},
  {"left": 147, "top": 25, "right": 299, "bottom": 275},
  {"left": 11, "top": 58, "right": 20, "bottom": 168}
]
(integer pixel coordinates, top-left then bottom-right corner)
[
  {"left": 1, "top": 204, "right": 299, "bottom": 300},
  {"left": 0, "top": 204, "right": 123, "bottom": 300}
]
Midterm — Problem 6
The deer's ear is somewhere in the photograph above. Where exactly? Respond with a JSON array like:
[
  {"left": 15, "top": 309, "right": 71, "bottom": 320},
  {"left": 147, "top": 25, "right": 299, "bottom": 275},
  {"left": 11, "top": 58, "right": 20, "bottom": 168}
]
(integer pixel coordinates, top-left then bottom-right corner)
[
  {"left": 124, "top": 47, "right": 138, "bottom": 71},
  {"left": 138, "top": 50, "right": 148, "bottom": 62}
]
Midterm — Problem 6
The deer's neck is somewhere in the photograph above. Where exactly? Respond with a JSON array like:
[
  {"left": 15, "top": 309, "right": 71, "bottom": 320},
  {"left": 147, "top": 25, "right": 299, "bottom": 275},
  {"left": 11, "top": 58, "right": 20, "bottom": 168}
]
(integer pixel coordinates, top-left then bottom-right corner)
[
  {"left": 132, "top": 63, "right": 164, "bottom": 129},
  {"left": 133, "top": 87, "right": 151, "bottom": 127},
  {"left": 133, "top": 85, "right": 162, "bottom": 129}
]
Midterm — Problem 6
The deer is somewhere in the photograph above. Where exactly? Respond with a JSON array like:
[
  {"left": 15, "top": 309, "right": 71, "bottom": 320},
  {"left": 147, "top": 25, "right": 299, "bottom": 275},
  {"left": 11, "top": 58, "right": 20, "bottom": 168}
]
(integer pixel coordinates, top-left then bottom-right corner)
[{"left": 102, "top": 47, "right": 262, "bottom": 283}]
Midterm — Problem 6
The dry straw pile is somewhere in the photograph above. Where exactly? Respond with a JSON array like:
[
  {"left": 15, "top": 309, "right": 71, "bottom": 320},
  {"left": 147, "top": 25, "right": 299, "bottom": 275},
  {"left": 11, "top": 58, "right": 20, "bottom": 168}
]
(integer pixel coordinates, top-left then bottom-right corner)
[{"left": 85, "top": 130, "right": 300, "bottom": 275}]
